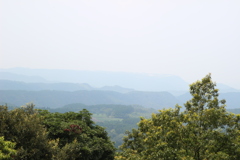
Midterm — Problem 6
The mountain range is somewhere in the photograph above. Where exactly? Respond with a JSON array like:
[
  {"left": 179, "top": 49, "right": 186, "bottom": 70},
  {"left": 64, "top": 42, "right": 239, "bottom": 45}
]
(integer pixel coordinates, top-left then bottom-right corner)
[
  {"left": 0, "top": 68, "right": 190, "bottom": 92},
  {"left": 1, "top": 68, "right": 239, "bottom": 93},
  {"left": 0, "top": 68, "right": 239, "bottom": 109}
]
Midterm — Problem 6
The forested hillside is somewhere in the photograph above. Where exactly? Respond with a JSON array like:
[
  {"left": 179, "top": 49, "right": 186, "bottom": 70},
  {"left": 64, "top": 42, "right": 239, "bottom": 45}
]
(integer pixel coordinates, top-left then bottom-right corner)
[
  {"left": 0, "top": 104, "right": 115, "bottom": 160},
  {"left": 47, "top": 104, "right": 156, "bottom": 148},
  {"left": 1, "top": 74, "right": 240, "bottom": 159},
  {"left": 0, "top": 90, "right": 179, "bottom": 109}
]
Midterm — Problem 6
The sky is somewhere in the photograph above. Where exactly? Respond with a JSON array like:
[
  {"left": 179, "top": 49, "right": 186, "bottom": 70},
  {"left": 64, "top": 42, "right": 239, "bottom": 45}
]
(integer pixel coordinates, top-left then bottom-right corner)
[{"left": 1, "top": 0, "right": 240, "bottom": 88}]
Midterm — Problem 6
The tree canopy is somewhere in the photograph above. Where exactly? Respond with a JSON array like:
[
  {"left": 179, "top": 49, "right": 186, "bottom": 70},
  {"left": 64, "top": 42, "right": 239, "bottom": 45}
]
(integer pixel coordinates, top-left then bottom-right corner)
[
  {"left": 0, "top": 104, "right": 115, "bottom": 160},
  {"left": 116, "top": 74, "right": 240, "bottom": 160},
  {"left": 0, "top": 136, "right": 16, "bottom": 160},
  {"left": 38, "top": 109, "right": 115, "bottom": 160},
  {"left": 0, "top": 104, "right": 53, "bottom": 160}
]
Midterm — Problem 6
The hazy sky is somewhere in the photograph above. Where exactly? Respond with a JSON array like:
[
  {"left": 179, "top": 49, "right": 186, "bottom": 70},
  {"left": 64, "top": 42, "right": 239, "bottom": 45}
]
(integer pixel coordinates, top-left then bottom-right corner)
[{"left": 1, "top": 0, "right": 240, "bottom": 88}]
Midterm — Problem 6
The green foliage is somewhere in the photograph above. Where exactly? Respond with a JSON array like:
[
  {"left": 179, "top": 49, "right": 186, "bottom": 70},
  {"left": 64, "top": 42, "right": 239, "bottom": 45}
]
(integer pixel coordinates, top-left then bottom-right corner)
[
  {"left": 116, "top": 74, "right": 240, "bottom": 160},
  {"left": 38, "top": 109, "right": 115, "bottom": 160},
  {"left": 0, "top": 104, "right": 54, "bottom": 160},
  {"left": 0, "top": 104, "right": 115, "bottom": 160},
  {"left": 0, "top": 136, "right": 16, "bottom": 160},
  {"left": 48, "top": 104, "right": 156, "bottom": 149}
]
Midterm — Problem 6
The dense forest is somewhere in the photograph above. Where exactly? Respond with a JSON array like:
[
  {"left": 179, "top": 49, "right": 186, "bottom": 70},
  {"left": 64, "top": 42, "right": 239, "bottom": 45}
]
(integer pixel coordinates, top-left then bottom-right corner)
[
  {"left": 47, "top": 104, "right": 156, "bottom": 148},
  {"left": 0, "top": 104, "right": 115, "bottom": 160},
  {"left": 1, "top": 74, "right": 240, "bottom": 159}
]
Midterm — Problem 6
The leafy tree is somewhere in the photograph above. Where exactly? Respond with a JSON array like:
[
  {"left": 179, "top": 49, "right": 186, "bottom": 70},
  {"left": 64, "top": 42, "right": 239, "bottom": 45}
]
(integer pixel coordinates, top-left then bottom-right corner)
[
  {"left": 38, "top": 109, "right": 115, "bottom": 160},
  {"left": 0, "top": 104, "right": 54, "bottom": 160},
  {"left": 0, "top": 136, "right": 16, "bottom": 160},
  {"left": 0, "top": 104, "right": 115, "bottom": 160},
  {"left": 116, "top": 74, "right": 240, "bottom": 160}
]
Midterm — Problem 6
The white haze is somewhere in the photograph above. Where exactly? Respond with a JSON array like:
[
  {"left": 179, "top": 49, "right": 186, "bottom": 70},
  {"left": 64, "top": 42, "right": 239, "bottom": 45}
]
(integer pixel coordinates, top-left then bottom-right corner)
[{"left": 1, "top": 0, "right": 240, "bottom": 88}]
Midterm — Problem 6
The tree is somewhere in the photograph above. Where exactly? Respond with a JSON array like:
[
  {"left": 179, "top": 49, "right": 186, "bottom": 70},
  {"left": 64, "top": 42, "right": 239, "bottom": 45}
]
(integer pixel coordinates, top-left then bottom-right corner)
[
  {"left": 0, "top": 136, "right": 16, "bottom": 160},
  {"left": 116, "top": 74, "right": 240, "bottom": 160},
  {"left": 0, "top": 104, "right": 115, "bottom": 160},
  {"left": 0, "top": 104, "right": 54, "bottom": 160},
  {"left": 38, "top": 109, "right": 115, "bottom": 160}
]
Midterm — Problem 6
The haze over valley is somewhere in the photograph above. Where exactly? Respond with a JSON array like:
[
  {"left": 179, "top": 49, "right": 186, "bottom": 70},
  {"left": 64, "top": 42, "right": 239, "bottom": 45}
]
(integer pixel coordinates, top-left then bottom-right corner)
[
  {"left": 1, "top": 1, "right": 240, "bottom": 157},
  {"left": 0, "top": 68, "right": 239, "bottom": 109}
]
